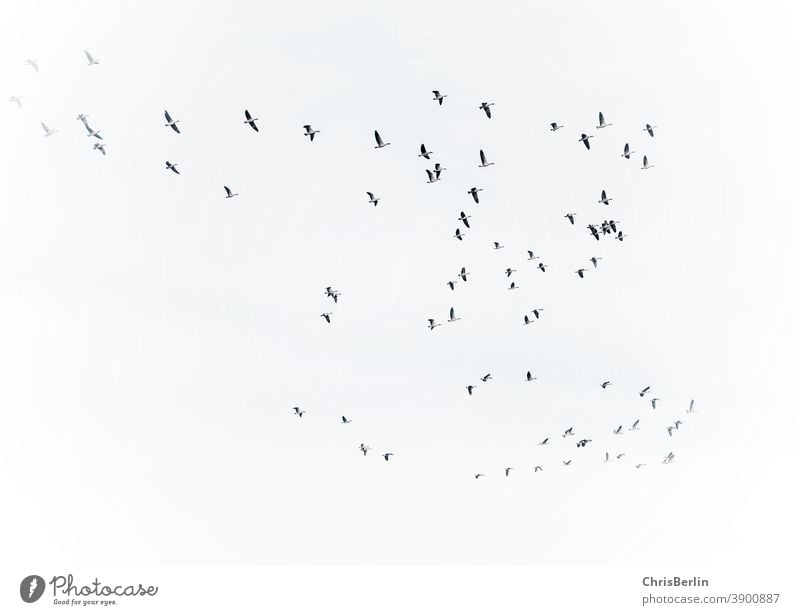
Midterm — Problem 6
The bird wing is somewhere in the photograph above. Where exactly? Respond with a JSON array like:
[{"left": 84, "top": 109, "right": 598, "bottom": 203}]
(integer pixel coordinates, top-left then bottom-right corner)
[
  {"left": 374, "top": 130, "right": 383, "bottom": 145},
  {"left": 426, "top": 169, "right": 434, "bottom": 182},
  {"left": 41, "top": 122, "right": 50, "bottom": 132},
  {"left": 599, "top": 111, "right": 605, "bottom": 125},
  {"left": 624, "top": 143, "right": 630, "bottom": 155},
  {"left": 479, "top": 149, "right": 487, "bottom": 165},
  {"left": 643, "top": 155, "right": 648, "bottom": 166},
  {"left": 485, "top": 106, "right": 492, "bottom": 118},
  {"left": 245, "top": 110, "right": 253, "bottom": 121},
  {"left": 164, "top": 110, "right": 173, "bottom": 123},
  {"left": 224, "top": 186, "right": 232, "bottom": 196},
  {"left": 449, "top": 307, "right": 455, "bottom": 319},
  {"left": 84, "top": 50, "right": 94, "bottom": 62},
  {"left": 366, "top": 192, "right": 374, "bottom": 200}
]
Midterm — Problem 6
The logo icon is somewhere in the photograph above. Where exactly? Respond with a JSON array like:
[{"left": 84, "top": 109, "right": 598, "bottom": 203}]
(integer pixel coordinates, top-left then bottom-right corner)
[{"left": 20, "top": 575, "right": 46, "bottom": 603}]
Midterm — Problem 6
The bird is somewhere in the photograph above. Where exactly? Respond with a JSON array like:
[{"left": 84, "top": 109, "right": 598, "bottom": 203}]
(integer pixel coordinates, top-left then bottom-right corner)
[
  {"left": 562, "top": 460, "right": 572, "bottom": 466},
  {"left": 504, "top": 268, "right": 516, "bottom": 278},
  {"left": 458, "top": 211, "right": 471, "bottom": 228},
  {"left": 604, "top": 452, "right": 612, "bottom": 463},
  {"left": 320, "top": 313, "right": 332, "bottom": 323},
  {"left": 383, "top": 453, "right": 394, "bottom": 461},
  {"left": 534, "top": 466, "right": 544, "bottom": 472},
  {"left": 293, "top": 406, "right": 304, "bottom": 417},
  {"left": 651, "top": 398, "right": 660, "bottom": 409},
  {"left": 224, "top": 186, "right": 238, "bottom": 198},
  {"left": 538, "top": 262, "right": 548, "bottom": 272},
  {"left": 674, "top": 420, "right": 683, "bottom": 429},
  {"left": 93, "top": 142, "right": 106, "bottom": 156},
  {"left": 667, "top": 426, "right": 674, "bottom": 437},
  {"left": 446, "top": 280, "right": 457, "bottom": 291},
  {"left": 525, "top": 371, "right": 536, "bottom": 382},
  {"left": 26, "top": 59, "right": 38, "bottom": 73},
  {"left": 504, "top": 467, "right": 514, "bottom": 477},
  {"left": 523, "top": 315, "right": 533, "bottom": 326},
  {"left": 466, "top": 385, "right": 476, "bottom": 396},
  {"left": 8, "top": 96, "right": 22, "bottom": 108},
  {"left": 635, "top": 464, "right": 646, "bottom": 469},
  {"left": 76, "top": 113, "right": 91, "bottom": 124},
  {"left": 432, "top": 90, "right": 447, "bottom": 105},
  {"left": 538, "top": 438, "right": 549, "bottom": 446},
  {"left": 549, "top": 122, "right": 563, "bottom": 131},
  {"left": 84, "top": 123, "right": 102, "bottom": 140},
  {"left": 165, "top": 161, "right": 179, "bottom": 174},
  {"left": 478, "top": 102, "right": 494, "bottom": 118},
  {"left": 164, "top": 110, "right": 180, "bottom": 133},
  {"left": 341, "top": 416, "right": 351, "bottom": 424},
  {"left": 493, "top": 241, "right": 504, "bottom": 250},
  {"left": 359, "top": 443, "right": 370, "bottom": 456},
  {"left": 527, "top": 251, "right": 540, "bottom": 261},
  {"left": 576, "top": 268, "right": 587, "bottom": 279},
  {"left": 629, "top": 420, "right": 640, "bottom": 431},
  {"left": 303, "top": 124, "right": 319, "bottom": 141},
  {"left": 613, "top": 425, "right": 623, "bottom": 435},
  {"left": 641, "top": 155, "right": 655, "bottom": 170},
  {"left": 40, "top": 122, "right": 57, "bottom": 137},
  {"left": 639, "top": 386, "right": 651, "bottom": 397},
  {"left": 663, "top": 452, "right": 675, "bottom": 464},
  {"left": 579, "top": 133, "right": 593, "bottom": 149},
  {"left": 84, "top": 50, "right": 99, "bottom": 65},
  {"left": 644, "top": 123, "right": 657, "bottom": 137},
  {"left": 577, "top": 438, "right": 592, "bottom": 448},
  {"left": 474, "top": 473, "right": 485, "bottom": 479},
  {"left": 425, "top": 169, "right": 439, "bottom": 184},
  {"left": 454, "top": 228, "right": 465, "bottom": 241},
  {"left": 588, "top": 225, "right": 600, "bottom": 241},
  {"left": 622, "top": 143, "right": 634, "bottom": 159},
  {"left": 480, "top": 373, "right": 492, "bottom": 382},
  {"left": 468, "top": 187, "right": 483, "bottom": 203},
  {"left": 565, "top": 213, "right": 576, "bottom": 225},
  {"left": 459, "top": 267, "right": 469, "bottom": 282},
  {"left": 478, "top": 149, "right": 494, "bottom": 167},
  {"left": 243, "top": 110, "right": 259, "bottom": 132},
  {"left": 448, "top": 307, "right": 460, "bottom": 322},
  {"left": 325, "top": 287, "right": 341, "bottom": 302},
  {"left": 508, "top": 281, "right": 518, "bottom": 291},
  {"left": 530, "top": 308, "right": 543, "bottom": 319},
  {"left": 687, "top": 399, "right": 697, "bottom": 413},
  {"left": 563, "top": 427, "right": 574, "bottom": 438},
  {"left": 418, "top": 143, "right": 433, "bottom": 159},
  {"left": 434, "top": 163, "right": 446, "bottom": 179},
  {"left": 616, "top": 231, "right": 627, "bottom": 242},
  {"left": 427, "top": 319, "right": 441, "bottom": 330},
  {"left": 366, "top": 192, "right": 379, "bottom": 207},
  {"left": 597, "top": 111, "right": 612, "bottom": 129},
  {"left": 590, "top": 257, "right": 601, "bottom": 268},
  {"left": 601, "top": 380, "right": 612, "bottom": 388},
  {"left": 373, "top": 130, "right": 390, "bottom": 148},
  {"left": 598, "top": 190, "right": 613, "bottom": 205}
]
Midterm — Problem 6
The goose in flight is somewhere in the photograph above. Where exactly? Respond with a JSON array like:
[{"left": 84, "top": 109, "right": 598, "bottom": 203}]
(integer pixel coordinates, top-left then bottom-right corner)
[
  {"left": 538, "top": 438, "right": 549, "bottom": 446},
  {"left": 493, "top": 241, "right": 504, "bottom": 250},
  {"left": 40, "top": 122, "right": 57, "bottom": 137},
  {"left": 76, "top": 113, "right": 91, "bottom": 125},
  {"left": 613, "top": 425, "right": 623, "bottom": 435},
  {"left": 601, "top": 381, "right": 612, "bottom": 389},
  {"left": 508, "top": 281, "right": 518, "bottom": 291},
  {"left": 325, "top": 287, "right": 341, "bottom": 302},
  {"left": 598, "top": 190, "right": 613, "bottom": 205},
  {"left": 644, "top": 123, "right": 657, "bottom": 137},
  {"left": 9, "top": 96, "right": 22, "bottom": 108},
  {"left": 303, "top": 124, "right": 319, "bottom": 141},
  {"left": 418, "top": 143, "right": 433, "bottom": 159},
  {"left": 596, "top": 111, "right": 612, "bottom": 129},
  {"left": 667, "top": 425, "right": 675, "bottom": 437},
  {"left": 427, "top": 319, "right": 441, "bottom": 330},
  {"left": 458, "top": 211, "right": 471, "bottom": 228},
  {"left": 562, "top": 460, "right": 572, "bottom": 466},
  {"left": 454, "top": 228, "right": 465, "bottom": 241},
  {"left": 383, "top": 453, "right": 394, "bottom": 461},
  {"left": 588, "top": 225, "right": 600, "bottom": 241},
  {"left": 84, "top": 49, "right": 99, "bottom": 65},
  {"left": 629, "top": 419, "right": 640, "bottom": 431},
  {"left": 478, "top": 149, "right": 494, "bottom": 167},
  {"left": 639, "top": 386, "right": 651, "bottom": 397},
  {"left": 84, "top": 123, "right": 103, "bottom": 139},
  {"left": 662, "top": 452, "right": 675, "bottom": 464},
  {"left": 563, "top": 427, "right": 574, "bottom": 438},
  {"left": 538, "top": 262, "right": 548, "bottom": 272},
  {"left": 622, "top": 143, "right": 634, "bottom": 159},
  {"left": 432, "top": 90, "right": 447, "bottom": 105},
  {"left": 359, "top": 443, "right": 370, "bottom": 456},
  {"left": 523, "top": 314, "right": 533, "bottom": 326},
  {"left": 534, "top": 466, "right": 544, "bottom": 472},
  {"left": 579, "top": 133, "right": 593, "bottom": 149},
  {"left": 366, "top": 191, "right": 379, "bottom": 206},
  {"left": 504, "top": 467, "right": 514, "bottom": 477},
  {"left": 459, "top": 267, "right": 469, "bottom": 281},
  {"left": 527, "top": 251, "right": 540, "bottom": 261},
  {"left": 530, "top": 308, "right": 543, "bottom": 319},
  {"left": 616, "top": 231, "right": 627, "bottom": 242},
  {"left": 604, "top": 452, "right": 612, "bottom": 463},
  {"left": 468, "top": 187, "right": 483, "bottom": 203},
  {"left": 341, "top": 416, "right": 351, "bottom": 424},
  {"left": 93, "top": 142, "right": 106, "bottom": 156},
  {"left": 549, "top": 122, "right": 563, "bottom": 131},
  {"left": 641, "top": 155, "right": 655, "bottom": 170},
  {"left": 243, "top": 110, "right": 259, "bottom": 132},
  {"left": 448, "top": 307, "right": 460, "bottom": 322},
  {"left": 577, "top": 438, "right": 592, "bottom": 448},
  {"left": 504, "top": 268, "right": 516, "bottom": 277},
  {"left": 293, "top": 406, "right": 304, "bottom": 417},
  {"left": 635, "top": 463, "right": 646, "bottom": 469},
  {"left": 373, "top": 130, "right": 390, "bottom": 148},
  {"left": 434, "top": 163, "right": 446, "bottom": 179},
  {"left": 576, "top": 268, "right": 587, "bottom": 278},
  {"left": 466, "top": 385, "right": 476, "bottom": 396},
  {"left": 224, "top": 186, "right": 238, "bottom": 198},
  {"left": 479, "top": 101, "right": 494, "bottom": 118},
  {"left": 590, "top": 256, "right": 601, "bottom": 268},
  {"left": 320, "top": 313, "right": 332, "bottom": 323},
  {"left": 165, "top": 161, "right": 179, "bottom": 174},
  {"left": 446, "top": 280, "right": 457, "bottom": 291},
  {"left": 26, "top": 59, "right": 38, "bottom": 73},
  {"left": 474, "top": 473, "right": 485, "bottom": 479},
  {"left": 651, "top": 398, "right": 660, "bottom": 409},
  {"left": 687, "top": 399, "right": 697, "bottom": 413},
  {"left": 425, "top": 169, "right": 439, "bottom": 183},
  {"left": 164, "top": 110, "right": 180, "bottom": 133},
  {"left": 480, "top": 373, "right": 492, "bottom": 382},
  {"left": 525, "top": 371, "right": 536, "bottom": 382},
  {"left": 565, "top": 213, "right": 576, "bottom": 225}
]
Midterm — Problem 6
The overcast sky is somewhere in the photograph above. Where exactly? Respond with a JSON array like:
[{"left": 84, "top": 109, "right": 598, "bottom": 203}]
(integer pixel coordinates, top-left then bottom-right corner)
[{"left": 1, "top": 0, "right": 798, "bottom": 567}]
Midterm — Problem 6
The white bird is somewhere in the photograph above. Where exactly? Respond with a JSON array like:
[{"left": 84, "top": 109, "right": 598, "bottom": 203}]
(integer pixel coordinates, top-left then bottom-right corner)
[
  {"left": 26, "top": 59, "right": 38, "bottom": 73},
  {"left": 40, "top": 122, "right": 57, "bottom": 137},
  {"left": 164, "top": 110, "right": 180, "bottom": 133},
  {"left": 468, "top": 187, "right": 483, "bottom": 203},
  {"left": 93, "top": 142, "right": 106, "bottom": 156},
  {"left": 525, "top": 371, "right": 536, "bottom": 382},
  {"left": 165, "top": 161, "right": 179, "bottom": 174},
  {"left": 224, "top": 186, "right": 238, "bottom": 198},
  {"left": 373, "top": 130, "right": 390, "bottom": 148},
  {"left": 8, "top": 96, "right": 22, "bottom": 108},
  {"left": 432, "top": 90, "right": 447, "bottom": 105},
  {"left": 644, "top": 123, "right": 657, "bottom": 137},
  {"left": 84, "top": 49, "right": 99, "bottom": 65},
  {"left": 579, "top": 133, "right": 593, "bottom": 149},
  {"left": 479, "top": 102, "right": 494, "bottom": 118},
  {"left": 478, "top": 149, "right": 494, "bottom": 167},
  {"left": 597, "top": 111, "right": 612, "bottom": 128},
  {"left": 622, "top": 143, "right": 635, "bottom": 159},
  {"left": 366, "top": 191, "right": 379, "bottom": 206},
  {"left": 418, "top": 143, "right": 433, "bottom": 159},
  {"left": 448, "top": 307, "right": 460, "bottom": 322},
  {"left": 549, "top": 122, "right": 563, "bottom": 131},
  {"left": 244, "top": 110, "right": 259, "bottom": 132},
  {"left": 303, "top": 124, "right": 319, "bottom": 141},
  {"left": 641, "top": 155, "right": 655, "bottom": 170},
  {"left": 598, "top": 190, "right": 613, "bottom": 205}
]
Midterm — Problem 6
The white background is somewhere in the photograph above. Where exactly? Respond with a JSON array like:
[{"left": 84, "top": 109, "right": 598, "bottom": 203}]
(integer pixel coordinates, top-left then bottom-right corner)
[{"left": 0, "top": 0, "right": 798, "bottom": 610}]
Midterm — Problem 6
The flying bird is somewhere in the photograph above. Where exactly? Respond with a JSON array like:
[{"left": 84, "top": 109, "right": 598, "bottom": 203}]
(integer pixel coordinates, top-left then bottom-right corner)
[
  {"left": 639, "top": 386, "right": 651, "bottom": 397},
  {"left": 293, "top": 406, "right": 304, "bottom": 417},
  {"left": 40, "top": 122, "right": 57, "bottom": 137},
  {"left": 523, "top": 315, "right": 533, "bottom": 325},
  {"left": 622, "top": 143, "right": 634, "bottom": 159},
  {"left": 504, "top": 268, "right": 516, "bottom": 278},
  {"left": 359, "top": 443, "right": 370, "bottom": 456},
  {"left": 504, "top": 467, "right": 514, "bottom": 477},
  {"left": 601, "top": 381, "right": 612, "bottom": 389},
  {"left": 563, "top": 427, "right": 574, "bottom": 438},
  {"left": 418, "top": 143, "right": 433, "bottom": 159},
  {"left": 93, "top": 142, "right": 106, "bottom": 156},
  {"left": 641, "top": 155, "right": 655, "bottom": 170},
  {"left": 576, "top": 268, "right": 587, "bottom": 278},
  {"left": 474, "top": 473, "right": 485, "bottom": 479},
  {"left": 302, "top": 124, "right": 320, "bottom": 141},
  {"left": 480, "top": 373, "right": 492, "bottom": 382},
  {"left": 478, "top": 101, "right": 494, "bottom": 118},
  {"left": 84, "top": 49, "right": 99, "bottom": 65},
  {"left": 458, "top": 211, "right": 471, "bottom": 228},
  {"left": 598, "top": 190, "right": 613, "bottom": 205},
  {"left": 579, "top": 133, "right": 593, "bottom": 149},
  {"left": 366, "top": 192, "right": 379, "bottom": 206},
  {"left": 427, "top": 319, "right": 441, "bottom": 330},
  {"left": 26, "top": 59, "right": 38, "bottom": 73},
  {"left": 224, "top": 186, "right": 238, "bottom": 198},
  {"left": 549, "top": 122, "right": 563, "bottom": 131},
  {"left": 525, "top": 371, "right": 536, "bottom": 382},
  {"left": 373, "top": 130, "right": 390, "bottom": 148},
  {"left": 687, "top": 399, "right": 697, "bottom": 413},
  {"left": 478, "top": 149, "right": 494, "bottom": 167},
  {"left": 538, "top": 262, "right": 547, "bottom": 272},
  {"left": 165, "top": 161, "right": 179, "bottom": 174},
  {"left": 448, "top": 307, "right": 460, "bottom": 322},
  {"left": 527, "top": 251, "right": 540, "bottom": 261},
  {"left": 562, "top": 460, "right": 572, "bottom": 466},
  {"left": 164, "top": 110, "right": 180, "bottom": 133},
  {"left": 84, "top": 123, "right": 102, "bottom": 140},
  {"left": 341, "top": 416, "right": 351, "bottom": 424},
  {"left": 434, "top": 163, "right": 446, "bottom": 179},
  {"left": 8, "top": 96, "right": 22, "bottom": 108},
  {"left": 508, "top": 281, "right": 518, "bottom": 291},
  {"left": 651, "top": 398, "right": 660, "bottom": 409},
  {"left": 453, "top": 228, "right": 465, "bottom": 241},
  {"left": 538, "top": 438, "right": 549, "bottom": 446},
  {"left": 663, "top": 452, "right": 675, "bottom": 464},
  {"left": 468, "top": 187, "right": 483, "bottom": 203},
  {"left": 629, "top": 420, "right": 640, "bottom": 431},
  {"left": 597, "top": 111, "right": 612, "bottom": 129},
  {"left": 613, "top": 425, "right": 623, "bottom": 435},
  {"left": 383, "top": 453, "right": 394, "bottom": 461},
  {"left": 534, "top": 466, "right": 544, "bottom": 472},
  {"left": 590, "top": 256, "right": 601, "bottom": 268},
  {"left": 446, "top": 280, "right": 457, "bottom": 291},
  {"left": 320, "top": 313, "right": 332, "bottom": 323},
  {"left": 493, "top": 241, "right": 504, "bottom": 250},
  {"left": 530, "top": 308, "right": 543, "bottom": 319},
  {"left": 244, "top": 110, "right": 259, "bottom": 131},
  {"left": 459, "top": 267, "right": 469, "bottom": 281},
  {"left": 565, "top": 213, "right": 576, "bottom": 225},
  {"left": 425, "top": 169, "right": 439, "bottom": 183},
  {"left": 432, "top": 90, "right": 447, "bottom": 105},
  {"left": 644, "top": 123, "right": 657, "bottom": 137},
  {"left": 466, "top": 385, "right": 476, "bottom": 396}
]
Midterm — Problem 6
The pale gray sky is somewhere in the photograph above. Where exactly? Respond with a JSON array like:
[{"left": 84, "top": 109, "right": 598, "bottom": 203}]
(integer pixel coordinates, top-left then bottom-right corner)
[{"left": 0, "top": 0, "right": 798, "bottom": 567}]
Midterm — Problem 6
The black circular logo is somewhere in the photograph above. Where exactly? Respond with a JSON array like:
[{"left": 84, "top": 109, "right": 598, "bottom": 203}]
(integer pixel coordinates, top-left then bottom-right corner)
[{"left": 20, "top": 575, "right": 46, "bottom": 603}]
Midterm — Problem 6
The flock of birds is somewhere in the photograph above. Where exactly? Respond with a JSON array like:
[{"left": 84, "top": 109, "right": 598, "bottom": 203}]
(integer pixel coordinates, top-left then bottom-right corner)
[{"left": 10, "top": 52, "right": 699, "bottom": 480}]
